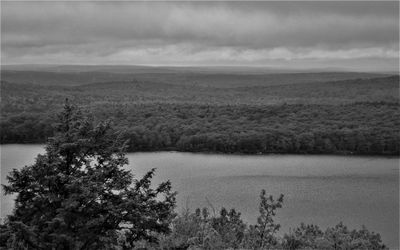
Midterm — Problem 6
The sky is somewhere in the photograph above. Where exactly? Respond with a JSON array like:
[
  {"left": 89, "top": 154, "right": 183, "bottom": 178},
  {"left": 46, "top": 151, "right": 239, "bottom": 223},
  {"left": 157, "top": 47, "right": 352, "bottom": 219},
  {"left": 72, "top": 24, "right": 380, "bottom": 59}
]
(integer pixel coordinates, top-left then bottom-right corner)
[{"left": 1, "top": 1, "right": 399, "bottom": 72}]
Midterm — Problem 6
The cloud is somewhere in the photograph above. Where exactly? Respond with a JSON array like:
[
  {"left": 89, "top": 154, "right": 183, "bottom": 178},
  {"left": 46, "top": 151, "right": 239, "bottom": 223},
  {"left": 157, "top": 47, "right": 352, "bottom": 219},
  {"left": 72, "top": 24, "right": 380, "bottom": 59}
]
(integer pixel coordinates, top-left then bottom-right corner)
[{"left": 1, "top": 1, "right": 399, "bottom": 70}]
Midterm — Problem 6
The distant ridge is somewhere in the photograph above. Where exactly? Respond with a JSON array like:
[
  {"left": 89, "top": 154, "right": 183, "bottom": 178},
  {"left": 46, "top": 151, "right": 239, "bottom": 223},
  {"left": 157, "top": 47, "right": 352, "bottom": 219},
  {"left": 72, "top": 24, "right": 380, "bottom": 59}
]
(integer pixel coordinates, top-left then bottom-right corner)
[
  {"left": 2, "top": 64, "right": 397, "bottom": 75},
  {"left": 0, "top": 70, "right": 392, "bottom": 88}
]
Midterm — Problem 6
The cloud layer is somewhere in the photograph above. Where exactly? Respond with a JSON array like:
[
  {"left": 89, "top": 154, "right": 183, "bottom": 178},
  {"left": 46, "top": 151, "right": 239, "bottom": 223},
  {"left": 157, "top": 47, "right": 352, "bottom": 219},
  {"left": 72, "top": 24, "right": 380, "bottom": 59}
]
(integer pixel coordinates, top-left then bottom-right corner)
[{"left": 1, "top": 1, "right": 399, "bottom": 71}]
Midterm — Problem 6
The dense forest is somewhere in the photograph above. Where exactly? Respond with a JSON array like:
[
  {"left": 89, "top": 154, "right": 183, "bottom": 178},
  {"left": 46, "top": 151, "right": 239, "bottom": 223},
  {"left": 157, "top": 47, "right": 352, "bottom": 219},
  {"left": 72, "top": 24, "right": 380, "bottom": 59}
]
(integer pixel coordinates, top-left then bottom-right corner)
[
  {"left": 1, "top": 70, "right": 399, "bottom": 155},
  {"left": 2, "top": 102, "right": 399, "bottom": 155}
]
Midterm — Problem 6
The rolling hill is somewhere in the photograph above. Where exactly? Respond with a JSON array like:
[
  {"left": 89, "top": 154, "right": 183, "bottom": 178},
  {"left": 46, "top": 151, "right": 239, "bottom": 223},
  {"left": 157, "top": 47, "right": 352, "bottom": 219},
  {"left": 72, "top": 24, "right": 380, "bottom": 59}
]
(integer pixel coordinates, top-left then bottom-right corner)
[{"left": 1, "top": 67, "right": 399, "bottom": 155}]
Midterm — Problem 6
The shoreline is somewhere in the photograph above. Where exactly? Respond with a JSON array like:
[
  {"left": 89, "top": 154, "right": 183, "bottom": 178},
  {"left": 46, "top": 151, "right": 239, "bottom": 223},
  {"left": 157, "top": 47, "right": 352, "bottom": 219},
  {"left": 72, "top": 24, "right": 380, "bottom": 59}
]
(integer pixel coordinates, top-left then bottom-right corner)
[{"left": 1, "top": 143, "right": 399, "bottom": 157}]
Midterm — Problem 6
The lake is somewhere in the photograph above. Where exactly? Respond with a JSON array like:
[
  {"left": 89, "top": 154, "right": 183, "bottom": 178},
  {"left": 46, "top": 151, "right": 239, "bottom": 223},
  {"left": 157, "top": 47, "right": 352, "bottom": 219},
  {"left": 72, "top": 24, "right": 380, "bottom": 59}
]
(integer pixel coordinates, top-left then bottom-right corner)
[{"left": 1, "top": 144, "right": 399, "bottom": 248}]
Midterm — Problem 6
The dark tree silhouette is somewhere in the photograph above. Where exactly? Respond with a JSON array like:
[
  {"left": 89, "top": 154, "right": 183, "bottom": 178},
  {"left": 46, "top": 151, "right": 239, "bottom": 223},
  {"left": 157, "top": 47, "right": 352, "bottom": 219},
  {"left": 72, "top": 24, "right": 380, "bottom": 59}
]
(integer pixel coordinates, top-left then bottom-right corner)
[{"left": 0, "top": 103, "right": 176, "bottom": 249}]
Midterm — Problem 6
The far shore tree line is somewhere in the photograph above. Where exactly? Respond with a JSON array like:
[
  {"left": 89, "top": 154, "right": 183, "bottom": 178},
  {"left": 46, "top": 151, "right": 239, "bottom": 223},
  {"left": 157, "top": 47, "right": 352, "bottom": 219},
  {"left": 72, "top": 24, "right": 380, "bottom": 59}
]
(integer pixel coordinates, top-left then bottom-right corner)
[
  {"left": 0, "top": 104, "right": 389, "bottom": 249},
  {"left": 1, "top": 102, "right": 399, "bottom": 155}
]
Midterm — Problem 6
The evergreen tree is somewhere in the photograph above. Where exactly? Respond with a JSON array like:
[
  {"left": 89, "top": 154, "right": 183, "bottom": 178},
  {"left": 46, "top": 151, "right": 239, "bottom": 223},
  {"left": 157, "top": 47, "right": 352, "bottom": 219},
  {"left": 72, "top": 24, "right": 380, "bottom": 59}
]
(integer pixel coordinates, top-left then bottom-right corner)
[
  {"left": 0, "top": 103, "right": 176, "bottom": 249},
  {"left": 243, "top": 190, "right": 284, "bottom": 249}
]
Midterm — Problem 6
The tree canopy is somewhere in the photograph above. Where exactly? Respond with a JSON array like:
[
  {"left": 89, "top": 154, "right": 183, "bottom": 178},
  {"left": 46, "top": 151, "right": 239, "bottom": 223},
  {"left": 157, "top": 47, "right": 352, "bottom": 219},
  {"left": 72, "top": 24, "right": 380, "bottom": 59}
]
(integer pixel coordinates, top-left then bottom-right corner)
[{"left": 0, "top": 103, "right": 176, "bottom": 249}]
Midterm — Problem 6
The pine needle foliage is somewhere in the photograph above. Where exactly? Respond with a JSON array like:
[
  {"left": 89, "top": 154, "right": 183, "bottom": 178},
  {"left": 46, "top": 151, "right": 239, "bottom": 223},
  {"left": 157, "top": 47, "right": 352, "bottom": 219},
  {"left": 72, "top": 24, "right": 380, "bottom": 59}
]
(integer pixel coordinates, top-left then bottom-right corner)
[{"left": 0, "top": 103, "right": 176, "bottom": 250}]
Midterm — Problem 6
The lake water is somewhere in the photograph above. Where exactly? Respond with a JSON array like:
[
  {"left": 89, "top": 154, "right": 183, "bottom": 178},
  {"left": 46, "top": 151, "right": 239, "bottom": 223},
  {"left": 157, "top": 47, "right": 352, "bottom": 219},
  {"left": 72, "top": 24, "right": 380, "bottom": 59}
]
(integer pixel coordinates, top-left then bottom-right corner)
[{"left": 1, "top": 144, "right": 399, "bottom": 248}]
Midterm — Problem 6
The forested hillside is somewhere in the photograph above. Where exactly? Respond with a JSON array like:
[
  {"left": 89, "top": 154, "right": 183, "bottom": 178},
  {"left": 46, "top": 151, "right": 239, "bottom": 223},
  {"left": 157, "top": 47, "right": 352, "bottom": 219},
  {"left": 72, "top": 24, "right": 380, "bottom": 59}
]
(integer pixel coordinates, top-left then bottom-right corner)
[
  {"left": 1, "top": 71, "right": 399, "bottom": 155},
  {"left": 0, "top": 69, "right": 387, "bottom": 87}
]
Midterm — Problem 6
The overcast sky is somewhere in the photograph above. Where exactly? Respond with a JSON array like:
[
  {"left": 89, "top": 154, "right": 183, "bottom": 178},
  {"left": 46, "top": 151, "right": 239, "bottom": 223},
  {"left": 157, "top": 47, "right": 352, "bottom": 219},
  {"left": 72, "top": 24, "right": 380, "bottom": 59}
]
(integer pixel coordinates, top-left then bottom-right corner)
[{"left": 1, "top": 1, "right": 399, "bottom": 71}]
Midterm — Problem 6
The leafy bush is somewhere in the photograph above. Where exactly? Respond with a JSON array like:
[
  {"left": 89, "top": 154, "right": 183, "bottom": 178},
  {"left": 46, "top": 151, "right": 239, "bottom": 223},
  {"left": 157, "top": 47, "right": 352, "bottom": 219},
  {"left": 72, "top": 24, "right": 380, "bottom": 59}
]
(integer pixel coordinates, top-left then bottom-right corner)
[
  {"left": 282, "top": 222, "right": 387, "bottom": 250},
  {"left": 159, "top": 190, "right": 284, "bottom": 249}
]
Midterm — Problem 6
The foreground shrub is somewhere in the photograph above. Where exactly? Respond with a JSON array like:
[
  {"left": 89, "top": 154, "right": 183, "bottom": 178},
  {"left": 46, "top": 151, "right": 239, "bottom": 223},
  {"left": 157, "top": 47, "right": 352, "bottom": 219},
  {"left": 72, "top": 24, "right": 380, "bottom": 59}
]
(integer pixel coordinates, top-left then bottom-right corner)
[
  {"left": 159, "top": 190, "right": 284, "bottom": 250},
  {"left": 283, "top": 222, "right": 387, "bottom": 250},
  {"left": 161, "top": 190, "right": 387, "bottom": 250}
]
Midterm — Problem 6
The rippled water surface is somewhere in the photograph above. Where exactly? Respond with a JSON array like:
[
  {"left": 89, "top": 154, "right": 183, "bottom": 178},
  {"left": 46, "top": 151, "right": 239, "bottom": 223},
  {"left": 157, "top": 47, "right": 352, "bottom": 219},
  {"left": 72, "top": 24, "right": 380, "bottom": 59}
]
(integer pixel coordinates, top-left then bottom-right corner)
[{"left": 1, "top": 145, "right": 398, "bottom": 248}]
